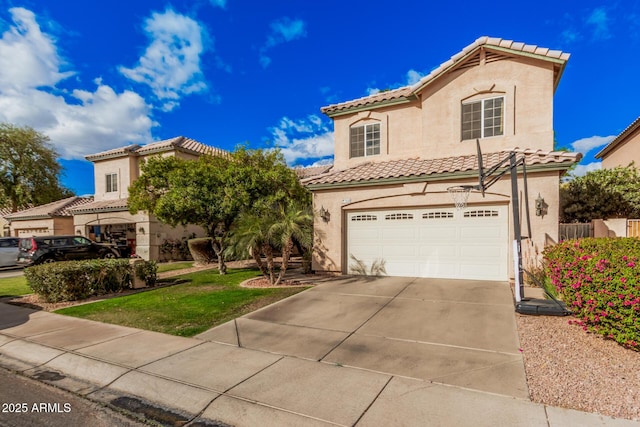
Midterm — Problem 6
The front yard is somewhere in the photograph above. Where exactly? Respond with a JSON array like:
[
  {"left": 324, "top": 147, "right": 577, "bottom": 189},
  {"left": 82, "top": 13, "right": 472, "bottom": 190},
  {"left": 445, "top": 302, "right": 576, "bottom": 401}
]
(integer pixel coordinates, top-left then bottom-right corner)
[{"left": 54, "top": 268, "right": 309, "bottom": 336}]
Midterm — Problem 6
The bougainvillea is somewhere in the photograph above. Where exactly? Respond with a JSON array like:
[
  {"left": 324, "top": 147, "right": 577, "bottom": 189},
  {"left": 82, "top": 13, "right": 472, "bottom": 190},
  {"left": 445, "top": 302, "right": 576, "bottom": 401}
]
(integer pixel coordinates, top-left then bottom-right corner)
[{"left": 544, "top": 238, "right": 640, "bottom": 351}]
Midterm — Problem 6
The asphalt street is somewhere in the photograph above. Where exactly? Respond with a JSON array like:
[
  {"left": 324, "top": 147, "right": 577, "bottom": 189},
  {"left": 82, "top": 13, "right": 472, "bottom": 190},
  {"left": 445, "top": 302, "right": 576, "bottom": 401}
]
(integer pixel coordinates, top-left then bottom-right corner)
[{"left": 0, "top": 368, "right": 146, "bottom": 427}]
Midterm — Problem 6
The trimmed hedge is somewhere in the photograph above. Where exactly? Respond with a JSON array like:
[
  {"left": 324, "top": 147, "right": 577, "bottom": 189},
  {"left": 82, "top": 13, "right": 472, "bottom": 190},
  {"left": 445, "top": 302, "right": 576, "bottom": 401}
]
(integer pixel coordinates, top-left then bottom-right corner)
[
  {"left": 24, "top": 259, "right": 156, "bottom": 303},
  {"left": 187, "top": 237, "right": 216, "bottom": 265},
  {"left": 544, "top": 238, "right": 640, "bottom": 351}
]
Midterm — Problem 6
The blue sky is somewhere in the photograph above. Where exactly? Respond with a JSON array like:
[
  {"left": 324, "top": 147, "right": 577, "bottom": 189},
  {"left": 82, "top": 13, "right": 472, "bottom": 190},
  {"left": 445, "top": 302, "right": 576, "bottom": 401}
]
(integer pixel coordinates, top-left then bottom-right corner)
[{"left": 1, "top": 0, "right": 639, "bottom": 196}]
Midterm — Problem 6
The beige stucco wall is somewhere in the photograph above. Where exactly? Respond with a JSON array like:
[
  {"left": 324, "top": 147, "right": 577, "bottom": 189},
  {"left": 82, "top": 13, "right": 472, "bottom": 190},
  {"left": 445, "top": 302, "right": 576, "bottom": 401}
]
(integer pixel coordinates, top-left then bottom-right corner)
[
  {"left": 601, "top": 127, "right": 640, "bottom": 169},
  {"left": 593, "top": 218, "right": 629, "bottom": 238},
  {"left": 10, "top": 217, "right": 74, "bottom": 237},
  {"left": 332, "top": 56, "right": 556, "bottom": 171},
  {"left": 73, "top": 210, "right": 205, "bottom": 260},
  {"left": 92, "top": 155, "right": 137, "bottom": 201},
  {"left": 311, "top": 170, "right": 562, "bottom": 279}
]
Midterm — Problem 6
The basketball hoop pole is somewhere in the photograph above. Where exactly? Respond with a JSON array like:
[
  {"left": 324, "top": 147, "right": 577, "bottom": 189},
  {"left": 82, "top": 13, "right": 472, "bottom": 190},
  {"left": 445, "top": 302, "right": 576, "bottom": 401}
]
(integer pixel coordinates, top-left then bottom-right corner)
[
  {"left": 469, "top": 140, "right": 528, "bottom": 301},
  {"left": 509, "top": 153, "right": 525, "bottom": 302}
]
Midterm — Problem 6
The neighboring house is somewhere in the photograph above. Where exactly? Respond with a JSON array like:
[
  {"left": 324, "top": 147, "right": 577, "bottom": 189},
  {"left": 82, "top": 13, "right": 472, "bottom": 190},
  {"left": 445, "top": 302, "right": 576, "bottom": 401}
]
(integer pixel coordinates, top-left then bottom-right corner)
[
  {"left": 303, "top": 36, "right": 581, "bottom": 281},
  {"left": 595, "top": 115, "right": 640, "bottom": 169},
  {"left": 4, "top": 197, "right": 93, "bottom": 237},
  {"left": 70, "top": 136, "right": 227, "bottom": 260},
  {"left": 594, "top": 116, "right": 640, "bottom": 238},
  {"left": 0, "top": 207, "right": 10, "bottom": 236}
]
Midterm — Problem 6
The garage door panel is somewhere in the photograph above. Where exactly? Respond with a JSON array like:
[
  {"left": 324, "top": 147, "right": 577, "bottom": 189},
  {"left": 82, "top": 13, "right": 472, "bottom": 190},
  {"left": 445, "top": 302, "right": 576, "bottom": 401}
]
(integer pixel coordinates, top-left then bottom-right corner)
[
  {"left": 382, "top": 246, "right": 418, "bottom": 258},
  {"left": 347, "top": 206, "right": 508, "bottom": 281},
  {"left": 459, "top": 244, "right": 504, "bottom": 259},
  {"left": 419, "top": 245, "right": 458, "bottom": 258},
  {"left": 459, "top": 227, "right": 504, "bottom": 239},
  {"left": 382, "top": 228, "right": 416, "bottom": 240}
]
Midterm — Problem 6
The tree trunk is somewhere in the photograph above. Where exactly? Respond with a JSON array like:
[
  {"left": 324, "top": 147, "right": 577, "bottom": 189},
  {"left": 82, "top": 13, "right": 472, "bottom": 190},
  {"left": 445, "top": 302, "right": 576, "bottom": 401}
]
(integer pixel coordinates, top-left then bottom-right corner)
[
  {"left": 263, "top": 243, "right": 275, "bottom": 285},
  {"left": 211, "top": 239, "right": 227, "bottom": 275},
  {"left": 274, "top": 239, "right": 293, "bottom": 286},
  {"left": 250, "top": 247, "right": 269, "bottom": 277}
]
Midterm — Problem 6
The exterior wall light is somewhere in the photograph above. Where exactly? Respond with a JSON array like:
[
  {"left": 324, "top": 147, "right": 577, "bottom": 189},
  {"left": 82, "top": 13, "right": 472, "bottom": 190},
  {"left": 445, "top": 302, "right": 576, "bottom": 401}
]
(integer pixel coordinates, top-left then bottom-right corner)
[
  {"left": 318, "top": 206, "right": 330, "bottom": 223},
  {"left": 535, "top": 194, "right": 546, "bottom": 217}
]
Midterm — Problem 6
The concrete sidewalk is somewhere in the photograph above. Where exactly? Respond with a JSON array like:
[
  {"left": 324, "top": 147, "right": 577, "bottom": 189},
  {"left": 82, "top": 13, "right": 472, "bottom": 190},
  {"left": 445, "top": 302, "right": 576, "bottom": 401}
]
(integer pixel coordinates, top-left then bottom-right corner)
[{"left": 0, "top": 283, "right": 638, "bottom": 426}]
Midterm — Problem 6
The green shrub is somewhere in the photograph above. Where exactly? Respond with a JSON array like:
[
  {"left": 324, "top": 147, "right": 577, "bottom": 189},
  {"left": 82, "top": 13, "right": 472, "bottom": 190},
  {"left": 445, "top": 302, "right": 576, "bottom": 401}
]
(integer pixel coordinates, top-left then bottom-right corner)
[
  {"left": 25, "top": 259, "right": 136, "bottom": 303},
  {"left": 187, "top": 237, "right": 216, "bottom": 265},
  {"left": 544, "top": 238, "right": 640, "bottom": 351},
  {"left": 135, "top": 260, "right": 158, "bottom": 287}
]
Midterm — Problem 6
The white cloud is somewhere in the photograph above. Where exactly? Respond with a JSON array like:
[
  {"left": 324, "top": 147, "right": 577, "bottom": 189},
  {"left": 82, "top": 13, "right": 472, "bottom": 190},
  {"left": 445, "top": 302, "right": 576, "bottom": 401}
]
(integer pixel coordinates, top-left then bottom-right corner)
[
  {"left": 0, "top": 7, "right": 74, "bottom": 90},
  {"left": 366, "top": 69, "right": 426, "bottom": 95},
  {"left": 269, "top": 115, "right": 334, "bottom": 164},
  {"left": 0, "top": 7, "right": 156, "bottom": 159},
  {"left": 571, "top": 161, "right": 602, "bottom": 177},
  {"left": 119, "top": 9, "right": 208, "bottom": 111},
  {"left": 209, "top": 0, "right": 226, "bottom": 8},
  {"left": 260, "top": 17, "right": 306, "bottom": 68},
  {"left": 586, "top": 7, "right": 611, "bottom": 40},
  {"left": 406, "top": 69, "right": 425, "bottom": 85},
  {"left": 570, "top": 135, "right": 615, "bottom": 154}
]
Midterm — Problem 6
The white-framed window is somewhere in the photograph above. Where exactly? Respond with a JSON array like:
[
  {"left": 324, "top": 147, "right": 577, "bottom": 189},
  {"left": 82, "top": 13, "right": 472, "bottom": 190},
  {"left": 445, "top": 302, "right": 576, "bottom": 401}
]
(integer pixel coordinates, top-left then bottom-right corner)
[
  {"left": 350, "top": 123, "right": 380, "bottom": 158},
  {"left": 422, "top": 211, "right": 454, "bottom": 219},
  {"left": 351, "top": 214, "right": 378, "bottom": 221},
  {"left": 106, "top": 173, "right": 118, "bottom": 193},
  {"left": 461, "top": 97, "right": 504, "bottom": 140},
  {"left": 464, "top": 210, "right": 499, "bottom": 218},
  {"left": 385, "top": 213, "right": 413, "bottom": 220}
]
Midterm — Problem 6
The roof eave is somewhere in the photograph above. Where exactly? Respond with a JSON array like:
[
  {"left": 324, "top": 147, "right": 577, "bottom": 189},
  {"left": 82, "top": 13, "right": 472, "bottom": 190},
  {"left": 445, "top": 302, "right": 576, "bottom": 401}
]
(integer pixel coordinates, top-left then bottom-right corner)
[
  {"left": 322, "top": 96, "right": 417, "bottom": 118},
  {"left": 305, "top": 162, "right": 575, "bottom": 191},
  {"left": 71, "top": 207, "right": 129, "bottom": 214},
  {"left": 595, "top": 118, "right": 640, "bottom": 159}
]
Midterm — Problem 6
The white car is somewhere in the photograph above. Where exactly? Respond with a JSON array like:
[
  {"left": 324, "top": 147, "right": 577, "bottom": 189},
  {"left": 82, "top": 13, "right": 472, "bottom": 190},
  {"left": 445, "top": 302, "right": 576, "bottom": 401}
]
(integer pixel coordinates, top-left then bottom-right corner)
[{"left": 0, "top": 237, "right": 19, "bottom": 267}]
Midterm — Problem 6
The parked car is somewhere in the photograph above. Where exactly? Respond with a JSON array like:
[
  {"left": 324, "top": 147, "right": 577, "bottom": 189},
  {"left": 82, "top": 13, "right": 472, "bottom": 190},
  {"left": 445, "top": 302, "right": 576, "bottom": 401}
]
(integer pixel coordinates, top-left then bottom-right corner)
[
  {"left": 0, "top": 237, "right": 20, "bottom": 267},
  {"left": 17, "top": 235, "right": 120, "bottom": 266}
]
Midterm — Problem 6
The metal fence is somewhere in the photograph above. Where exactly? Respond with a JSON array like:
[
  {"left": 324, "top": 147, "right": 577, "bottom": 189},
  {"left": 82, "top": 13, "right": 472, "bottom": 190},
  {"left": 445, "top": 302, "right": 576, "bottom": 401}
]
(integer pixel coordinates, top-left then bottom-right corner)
[{"left": 559, "top": 223, "right": 593, "bottom": 241}]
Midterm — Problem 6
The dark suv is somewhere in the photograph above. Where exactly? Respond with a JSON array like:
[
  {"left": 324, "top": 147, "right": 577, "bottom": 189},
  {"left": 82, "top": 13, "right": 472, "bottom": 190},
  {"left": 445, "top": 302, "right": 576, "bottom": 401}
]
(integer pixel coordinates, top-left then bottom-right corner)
[{"left": 17, "top": 235, "right": 120, "bottom": 266}]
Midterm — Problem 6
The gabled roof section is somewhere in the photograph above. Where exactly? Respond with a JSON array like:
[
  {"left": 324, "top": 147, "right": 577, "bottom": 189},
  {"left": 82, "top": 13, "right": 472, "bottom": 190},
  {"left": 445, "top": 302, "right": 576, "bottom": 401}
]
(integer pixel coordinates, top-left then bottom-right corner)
[
  {"left": 68, "top": 198, "right": 129, "bottom": 214},
  {"left": 321, "top": 36, "right": 570, "bottom": 117},
  {"left": 294, "top": 164, "right": 334, "bottom": 179},
  {"left": 85, "top": 136, "right": 228, "bottom": 162},
  {"left": 302, "top": 149, "right": 581, "bottom": 189},
  {"left": 4, "top": 196, "right": 94, "bottom": 220},
  {"left": 595, "top": 116, "right": 640, "bottom": 159}
]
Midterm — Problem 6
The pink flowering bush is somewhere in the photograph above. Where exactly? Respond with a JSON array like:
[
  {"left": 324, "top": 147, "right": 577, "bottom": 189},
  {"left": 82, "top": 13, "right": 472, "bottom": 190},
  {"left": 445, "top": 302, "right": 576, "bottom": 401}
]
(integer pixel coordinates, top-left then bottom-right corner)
[{"left": 544, "top": 237, "right": 640, "bottom": 351}]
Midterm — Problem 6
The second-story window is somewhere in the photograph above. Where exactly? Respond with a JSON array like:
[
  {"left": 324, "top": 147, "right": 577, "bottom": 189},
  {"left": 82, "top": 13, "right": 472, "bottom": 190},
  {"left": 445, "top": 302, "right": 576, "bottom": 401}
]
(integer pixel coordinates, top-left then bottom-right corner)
[
  {"left": 461, "top": 97, "right": 504, "bottom": 140},
  {"left": 350, "top": 123, "right": 380, "bottom": 158},
  {"left": 106, "top": 173, "right": 118, "bottom": 193}
]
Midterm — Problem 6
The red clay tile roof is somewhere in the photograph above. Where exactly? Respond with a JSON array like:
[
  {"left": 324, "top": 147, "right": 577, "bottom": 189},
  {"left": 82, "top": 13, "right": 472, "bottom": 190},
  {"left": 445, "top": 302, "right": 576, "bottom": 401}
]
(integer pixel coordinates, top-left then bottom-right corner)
[
  {"left": 85, "top": 136, "right": 228, "bottom": 162},
  {"left": 4, "top": 197, "right": 94, "bottom": 220},
  {"left": 68, "top": 198, "right": 130, "bottom": 214},
  {"left": 321, "top": 36, "right": 570, "bottom": 116},
  {"left": 595, "top": 116, "right": 640, "bottom": 159},
  {"left": 301, "top": 149, "right": 582, "bottom": 187},
  {"left": 294, "top": 164, "right": 334, "bottom": 179}
]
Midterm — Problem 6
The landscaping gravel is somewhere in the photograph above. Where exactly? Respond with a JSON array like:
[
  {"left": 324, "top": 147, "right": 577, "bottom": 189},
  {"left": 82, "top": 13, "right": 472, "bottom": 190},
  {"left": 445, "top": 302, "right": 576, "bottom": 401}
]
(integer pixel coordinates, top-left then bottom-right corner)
[{"left": 516, "top": 313, "right": 640, "bottom": 421}]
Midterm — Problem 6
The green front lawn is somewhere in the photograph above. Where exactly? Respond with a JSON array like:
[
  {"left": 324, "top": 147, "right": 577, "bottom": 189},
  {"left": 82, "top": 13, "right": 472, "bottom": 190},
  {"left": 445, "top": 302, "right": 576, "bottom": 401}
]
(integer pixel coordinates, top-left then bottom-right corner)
[
  {"left": 156, "top": 261, "right": 194, "bottom": 273},
  {"left": 0, "top": 275, "right": 31, "bottom": 298},
  {"left": 55, "top": 268, "right": 308, "bottom": 337}
]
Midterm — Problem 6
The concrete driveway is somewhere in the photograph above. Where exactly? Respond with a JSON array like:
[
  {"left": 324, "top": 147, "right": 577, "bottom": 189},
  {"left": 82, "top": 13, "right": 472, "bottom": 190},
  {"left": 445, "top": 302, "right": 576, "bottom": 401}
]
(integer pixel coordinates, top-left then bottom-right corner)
[{"left": 196, "top": 275, "right": 528, "bottom": 399}]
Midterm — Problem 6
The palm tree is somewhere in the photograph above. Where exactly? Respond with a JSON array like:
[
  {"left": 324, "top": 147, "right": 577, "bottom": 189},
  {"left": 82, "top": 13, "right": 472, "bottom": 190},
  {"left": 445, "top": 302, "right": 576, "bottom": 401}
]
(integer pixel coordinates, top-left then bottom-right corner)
[
  {"left": 226, "top": 212, "right": 275, "bottom": 283},
  {"left": 228, "top": 201, "right": 312, "bottom": 285},
  {"left": 268, "top": 202, "right": 313, "bottom": 285}
]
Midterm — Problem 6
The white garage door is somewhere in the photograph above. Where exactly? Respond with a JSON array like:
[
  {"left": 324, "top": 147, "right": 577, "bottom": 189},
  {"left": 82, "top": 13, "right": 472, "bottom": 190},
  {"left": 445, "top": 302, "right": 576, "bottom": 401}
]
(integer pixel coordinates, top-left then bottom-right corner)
[{"left": 347, "top": 206, "right": 508, "bottom": 281}]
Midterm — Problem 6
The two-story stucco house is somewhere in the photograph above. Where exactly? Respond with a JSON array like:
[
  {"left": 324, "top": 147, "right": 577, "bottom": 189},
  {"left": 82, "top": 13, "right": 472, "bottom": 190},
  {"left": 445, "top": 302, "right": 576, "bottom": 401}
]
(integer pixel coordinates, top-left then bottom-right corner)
[
  {"left": 595, "top": 116, "right": 640, "bottom": 169},
  {"left": 303, "top": 37, "right": 582, "bottom": 281},
  {"left": 70, "top": 136, "right": 227, "bottom": 260}
]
